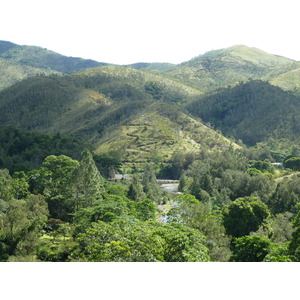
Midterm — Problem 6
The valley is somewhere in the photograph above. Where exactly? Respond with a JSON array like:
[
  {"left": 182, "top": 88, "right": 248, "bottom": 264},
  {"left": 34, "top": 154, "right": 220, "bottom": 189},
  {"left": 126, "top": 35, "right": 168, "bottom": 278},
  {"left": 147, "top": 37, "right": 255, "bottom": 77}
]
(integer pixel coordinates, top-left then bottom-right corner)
[{"left": 1, "top": 41, "right": 300, "bottom": 262}]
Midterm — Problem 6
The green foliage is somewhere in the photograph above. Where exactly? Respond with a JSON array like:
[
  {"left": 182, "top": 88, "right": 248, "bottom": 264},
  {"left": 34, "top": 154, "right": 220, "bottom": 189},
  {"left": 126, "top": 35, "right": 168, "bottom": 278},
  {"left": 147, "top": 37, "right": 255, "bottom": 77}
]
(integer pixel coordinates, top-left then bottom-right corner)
[
  {"left": 288, "top": 210, "right": 300, "bottom": 261},
  {"left": 167, "top": 194, "right": 231, "bottom": 261},
  {"left": 32, "top": 155, "right": 79, "bottom": 220},
  {"left": 0, "top": 193, "right": 48, "bottom": 260},
  {"left": 142, "top": 164, "right": 165, "bottom": 204},
  {"left": 222, "top": 197, "right": 270, "bottom": 238},
  {"left": 71, "top": 220, "right": 209, "bottom": 262},
  {"left": 0, "top": 126, "right": 87, "bottom": 173},
  {"left": 127, "top": 174, "right": 146, "bottom": 202},
  {"left": 180, "top": 148, "right": 276, "bottom": 206},
  {"left": 247, "top": 160, "right": 275, "bottom": 173},
  {"left": 284, "top": 157, "right": 300, "bottom": 171},
  {"left": 72, "top": 149, "right": 105, "bottom": 210},
  {"left": 268, "top": 176, "right": 300, "bottom": 214},
  {"left": 186, "top": 80, "right": 300, "bottom": 145},
  {"left": 230, "top": 235, "right": 272, "bottom": 262},
  {"left": 144, "top": 81, "right": 164, "bottom": 100},
  {"left": 263, "top": 243, "right": 292, "bottom": 262}
]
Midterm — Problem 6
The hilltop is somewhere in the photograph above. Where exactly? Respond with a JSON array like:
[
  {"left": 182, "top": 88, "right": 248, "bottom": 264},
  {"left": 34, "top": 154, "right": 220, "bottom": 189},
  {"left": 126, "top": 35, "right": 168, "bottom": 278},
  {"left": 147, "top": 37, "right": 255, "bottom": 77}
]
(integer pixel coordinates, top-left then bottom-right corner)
[
  {"left": 1, "top": 41, "right": 300, "bottom": 165},
  {"left": 167, "top": 45, "right": 300, "bottom": 93},
  {"left": 0, "top": 40, "right": 108, "bottom": 90}
]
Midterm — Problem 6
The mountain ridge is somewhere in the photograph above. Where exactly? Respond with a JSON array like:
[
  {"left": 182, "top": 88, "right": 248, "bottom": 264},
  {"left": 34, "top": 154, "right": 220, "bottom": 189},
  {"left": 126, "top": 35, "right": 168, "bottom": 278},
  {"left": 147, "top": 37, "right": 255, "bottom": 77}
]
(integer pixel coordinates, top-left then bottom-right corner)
[{"left": 1, "top": 40, "right": 300, "bottom": 166}]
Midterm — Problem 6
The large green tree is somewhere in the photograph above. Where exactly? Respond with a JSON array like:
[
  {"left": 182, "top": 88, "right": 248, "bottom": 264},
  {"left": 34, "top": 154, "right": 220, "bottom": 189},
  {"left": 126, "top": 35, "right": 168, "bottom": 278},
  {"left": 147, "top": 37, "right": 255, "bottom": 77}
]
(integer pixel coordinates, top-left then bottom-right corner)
[
  {"left": 33, "top": 155, "right": 79, "bottom": 220},
  {"left": 222, "top": 197, "right": 270, "bottom": 238},
  {"left": 230, "top": 236, "right": 272, "bottom": 262}
]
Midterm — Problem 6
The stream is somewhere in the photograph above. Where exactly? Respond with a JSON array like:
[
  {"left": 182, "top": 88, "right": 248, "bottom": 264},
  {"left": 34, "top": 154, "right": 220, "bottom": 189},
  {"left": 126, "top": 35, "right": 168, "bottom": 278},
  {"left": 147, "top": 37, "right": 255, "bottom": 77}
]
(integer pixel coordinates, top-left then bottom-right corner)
[{"left": 160, "top": 183, "right": 179, "bottom": 194}]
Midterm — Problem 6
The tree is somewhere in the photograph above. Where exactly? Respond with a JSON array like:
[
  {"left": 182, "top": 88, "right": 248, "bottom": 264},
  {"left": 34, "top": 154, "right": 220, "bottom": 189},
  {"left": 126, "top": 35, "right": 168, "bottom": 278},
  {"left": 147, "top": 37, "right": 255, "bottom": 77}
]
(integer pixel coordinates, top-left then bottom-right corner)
[
  {"left": 284, "top": 157, "right": 300, "bottom": 171},
  {"left": 142, "top": 164, "right": 164, "bottom": 203},
  {"left": 269, "top": 176, "right": 300, "bottom": 214},
  {"left": 73, "top": 149, "right": 105, "bottom": 210},
  {"left": 0, "top": 194, "right": 48, "bottom": 261},
  {"left": 230, "top": 236, "right": 272, "bottom": 262},
  {"left": 222, "top": 197, "right": 270, "bottom": 238},
  {"left": 127, "top": 174, "right": 145, "bottom": 202},
  {"left": 288, "top": 209, "right": 300, "bottom": 261},
  {"left": 33, "top": 155, "right": 79, "bottom": 220},
  {"left": 167, "top": 194, "right": 231, "bottom": 261},
  {"left": 71, "top": 220, "right": 210, "bottom": 262}
]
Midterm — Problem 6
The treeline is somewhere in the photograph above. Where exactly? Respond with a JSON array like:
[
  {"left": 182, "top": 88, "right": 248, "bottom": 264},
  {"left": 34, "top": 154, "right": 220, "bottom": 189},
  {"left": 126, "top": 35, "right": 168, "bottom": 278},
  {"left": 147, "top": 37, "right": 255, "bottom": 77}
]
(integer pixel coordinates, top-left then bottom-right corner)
[{"left": 1, "top": 126, "right": 300, "bottom": 261}]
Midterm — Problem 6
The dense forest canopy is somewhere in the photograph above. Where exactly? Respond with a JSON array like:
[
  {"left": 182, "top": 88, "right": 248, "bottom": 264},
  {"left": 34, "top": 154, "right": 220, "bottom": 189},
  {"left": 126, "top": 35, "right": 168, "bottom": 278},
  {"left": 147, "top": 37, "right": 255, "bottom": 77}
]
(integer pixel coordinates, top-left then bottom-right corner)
[{"left": 1, "top": 41, "right": 300, "bottom": 262}]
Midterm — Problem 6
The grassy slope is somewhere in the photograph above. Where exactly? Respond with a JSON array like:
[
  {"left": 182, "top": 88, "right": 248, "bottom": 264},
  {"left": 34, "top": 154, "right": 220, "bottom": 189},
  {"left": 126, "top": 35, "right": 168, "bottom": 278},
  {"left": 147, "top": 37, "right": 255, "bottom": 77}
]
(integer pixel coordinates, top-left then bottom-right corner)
[
  {"left": 167, "top": 45, "right": 298, "bottom": 93},
  {"left": 271, "top": 68, "right": 300, "bottom": 94},
  {"left": 95, "top": 102, "right": 236, "bottom": 168}
]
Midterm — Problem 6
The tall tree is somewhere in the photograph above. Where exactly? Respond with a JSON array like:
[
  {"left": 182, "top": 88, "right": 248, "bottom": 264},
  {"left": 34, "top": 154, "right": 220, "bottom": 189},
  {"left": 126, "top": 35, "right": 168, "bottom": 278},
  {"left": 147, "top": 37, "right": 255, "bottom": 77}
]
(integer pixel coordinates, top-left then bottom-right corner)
[
  {"left": 73, "top": 149, "right": 105, "bottom": 210},
  {"left": 127, "top": 174, "right": 145, "bottom": 202}
]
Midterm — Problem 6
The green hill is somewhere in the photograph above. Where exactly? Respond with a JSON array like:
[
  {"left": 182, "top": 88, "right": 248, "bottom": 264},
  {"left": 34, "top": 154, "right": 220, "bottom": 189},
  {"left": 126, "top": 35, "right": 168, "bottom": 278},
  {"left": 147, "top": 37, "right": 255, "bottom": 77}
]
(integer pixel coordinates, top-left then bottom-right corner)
[
  {"left": 94, "top": 101, "right": 235, "bottom": 169},
  {"left": 73, "top": 66, "right": 202, "bottom": 102},
  {"left": 271, "top": 68, "right": 300, "bottom": 95},
  {"left": 0, "top": 40, "right": 109, "bottom": 91},
  {"left": 0, "top": 65, "right": 202, "bottom": 138},
  {"left": 0, "top": 65, "right": 234, "bottom": 169},
  {"left": 186, "top": 80, "right": 300, "bottom": 145},
  {"left": 167, "top": 45, "right": 299, "bottom": 93},
  {"left": 0, "top": 40, "right": 107, "bottom": 73},
  {"left": 1, "top": 42, "right": 300, "bottom": 163}
]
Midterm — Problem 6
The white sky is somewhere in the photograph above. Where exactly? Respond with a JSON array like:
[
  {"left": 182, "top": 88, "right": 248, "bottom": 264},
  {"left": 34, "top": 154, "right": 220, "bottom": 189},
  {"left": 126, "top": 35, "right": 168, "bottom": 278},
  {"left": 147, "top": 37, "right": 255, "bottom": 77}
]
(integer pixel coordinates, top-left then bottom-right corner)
[{"left": 1, "top": 0, "right": 300, "bottom": 64}]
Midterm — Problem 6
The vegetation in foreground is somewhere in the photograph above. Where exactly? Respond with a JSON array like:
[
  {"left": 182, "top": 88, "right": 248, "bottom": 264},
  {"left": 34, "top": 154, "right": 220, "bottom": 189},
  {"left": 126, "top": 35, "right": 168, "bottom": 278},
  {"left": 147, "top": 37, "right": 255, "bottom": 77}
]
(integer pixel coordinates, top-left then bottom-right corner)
[{"left": 1, "top": 136, "right": 300, "bottom": 262}]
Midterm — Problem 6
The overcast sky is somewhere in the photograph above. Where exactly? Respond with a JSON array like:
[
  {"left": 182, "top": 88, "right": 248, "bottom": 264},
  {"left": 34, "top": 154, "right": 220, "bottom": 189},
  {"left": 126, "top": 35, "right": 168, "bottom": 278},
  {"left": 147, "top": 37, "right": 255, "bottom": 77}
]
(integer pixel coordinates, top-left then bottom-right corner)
[{"left": 1, "top": 0, "right": 300, "bottom": 64}]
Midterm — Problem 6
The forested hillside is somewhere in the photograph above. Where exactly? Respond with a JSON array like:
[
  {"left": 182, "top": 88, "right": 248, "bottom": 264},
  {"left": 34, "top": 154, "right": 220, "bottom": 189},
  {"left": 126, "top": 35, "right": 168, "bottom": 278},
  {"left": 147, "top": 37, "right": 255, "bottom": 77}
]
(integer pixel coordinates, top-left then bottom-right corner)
[
  {"left": 186, "top": 80, "right": 300, "bottom": 145},
  {"left": 1, "top": 41, "right": 300, "bottom": 262},
  {"left": 0, "top": 40, "right": 108, "bottom": 91}
]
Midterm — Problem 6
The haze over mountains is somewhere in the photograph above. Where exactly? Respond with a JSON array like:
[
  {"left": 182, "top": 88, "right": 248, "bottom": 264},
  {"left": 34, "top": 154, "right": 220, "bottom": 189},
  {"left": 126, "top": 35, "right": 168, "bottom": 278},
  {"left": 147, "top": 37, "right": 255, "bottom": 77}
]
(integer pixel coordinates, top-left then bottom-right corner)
[{"left": 1, "top": 40, "right": 300, "bottom": 168}]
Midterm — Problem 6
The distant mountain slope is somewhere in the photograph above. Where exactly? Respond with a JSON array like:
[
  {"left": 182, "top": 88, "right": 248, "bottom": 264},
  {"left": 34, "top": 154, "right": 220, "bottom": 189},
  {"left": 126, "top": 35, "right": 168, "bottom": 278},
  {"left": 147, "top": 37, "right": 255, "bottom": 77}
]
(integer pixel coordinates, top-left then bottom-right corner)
[
  {"left": 0, "top": 75, "right": 112, "bottom": 133},
  {"left": 72, "top": 66, "right": 203, "bottom": 102},
  {"left": 127, "top": 62, "right": 177, "bottom": 73},
  {"left": 0, "top": 65, "right": 202, "bottom": 136},
  {"left": 0, "top": 67, "right": 234, "bottom": 168},
  {"left": 94, "top": 102, "right": 236, "bottom": 168},
  {"left": 186, "top": 80, "right": 300, "bottom": 145},
  {"left": 0, "top": 57, "right": 58, "bottom": 90},
  {"left": 271, "top": 68, "right": 300, "bottom": 95},
  {"left": 168, "top": 45, "right": 300, "bottom": 93},
  {"left": 0, "top": 40, "right": 107, "bottom": 73},
  {"left": 0, "top": 40, "right": 109, "bottom": 91}
]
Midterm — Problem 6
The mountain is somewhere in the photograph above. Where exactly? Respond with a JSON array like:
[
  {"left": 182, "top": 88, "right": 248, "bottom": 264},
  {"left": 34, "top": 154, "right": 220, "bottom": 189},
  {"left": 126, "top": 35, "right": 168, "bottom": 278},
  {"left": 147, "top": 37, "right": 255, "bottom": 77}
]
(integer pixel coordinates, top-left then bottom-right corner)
[
  {"left": 0, "top": 40, "right": 108, "bottom": 91},
  {"left": 186, "top": 80, "right": 300, "bottom": 145},
  {"left": 167, "top": 45, "right": 300, "bottom": 93},
  {"left": 0, "top": 65, "right": 234, "bottom": 169},
  {"left": 0, "top": 41, "right": 108, "bottom": 73},
  {"left": 94, "top": 101, "right": 235, "bottom": 169},
  {"left": 1, "top": 41, "right": 300, "bottom": 164},
  {"left": 0, "top": 65, "right": 203, "bottom": 137}
]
